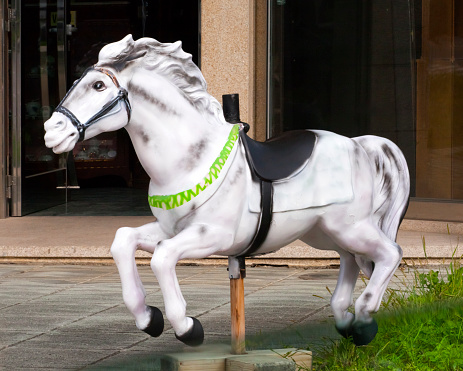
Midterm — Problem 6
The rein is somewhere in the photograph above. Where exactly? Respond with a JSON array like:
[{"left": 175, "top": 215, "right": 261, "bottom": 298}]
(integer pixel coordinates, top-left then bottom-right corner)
[{"left": 55, "top": 66, "right": 132, "bottom": 142}]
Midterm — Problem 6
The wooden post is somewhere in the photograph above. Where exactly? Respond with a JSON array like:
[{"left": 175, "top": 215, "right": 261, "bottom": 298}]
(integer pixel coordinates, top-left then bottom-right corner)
[
  {"left": 228, "top": 256, "right": 246, "bottom": 355},
  {"left": 230, "top": 276, "right": 246, "bottom": 354}
]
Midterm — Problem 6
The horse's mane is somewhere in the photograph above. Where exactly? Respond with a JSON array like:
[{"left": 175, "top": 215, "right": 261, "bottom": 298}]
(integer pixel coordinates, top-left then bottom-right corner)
[{"left": 97, "top": 35, "right": 228, "bottom": 126}]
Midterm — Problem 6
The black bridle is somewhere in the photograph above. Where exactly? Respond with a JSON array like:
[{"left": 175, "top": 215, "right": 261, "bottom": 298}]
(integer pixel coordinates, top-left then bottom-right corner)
[{"left": 55, "top": 66, "right": 132, "bottom": 142}]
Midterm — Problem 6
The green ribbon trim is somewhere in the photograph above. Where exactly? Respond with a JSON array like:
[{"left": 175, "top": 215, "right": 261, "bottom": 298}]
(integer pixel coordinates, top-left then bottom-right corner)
[{"left": 148, "top": 125, "right": 240, "bottom": 210}]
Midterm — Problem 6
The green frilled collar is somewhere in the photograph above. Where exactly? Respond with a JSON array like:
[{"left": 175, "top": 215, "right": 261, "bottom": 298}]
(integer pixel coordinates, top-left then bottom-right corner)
[{"left": 148, "top": 125, "right": 240, "bottom": 210}]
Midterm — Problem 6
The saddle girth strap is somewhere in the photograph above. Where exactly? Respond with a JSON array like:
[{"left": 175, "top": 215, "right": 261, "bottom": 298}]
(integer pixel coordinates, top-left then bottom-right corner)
[{"left": 237, "top": 131, "right": 274, "bottom": 257}]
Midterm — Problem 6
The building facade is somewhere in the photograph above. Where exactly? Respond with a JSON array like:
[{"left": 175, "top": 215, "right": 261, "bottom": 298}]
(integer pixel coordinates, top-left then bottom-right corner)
[{"left": 0, "top": 0, "right": 462, "bottom": 222}]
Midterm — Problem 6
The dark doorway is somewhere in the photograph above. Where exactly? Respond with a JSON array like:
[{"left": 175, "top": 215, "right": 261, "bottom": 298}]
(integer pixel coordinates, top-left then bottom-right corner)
[{"left": 13, "top": 0, "right": 199, "bottom": 216}]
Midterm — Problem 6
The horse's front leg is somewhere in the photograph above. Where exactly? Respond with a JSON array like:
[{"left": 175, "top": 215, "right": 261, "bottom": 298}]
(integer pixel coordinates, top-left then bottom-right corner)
[
  {"left": 150, "top": 224, "right": 234, "bottom": 346},
  {"left": 110, "top": 222, "right": 168, "bottom": 336}
]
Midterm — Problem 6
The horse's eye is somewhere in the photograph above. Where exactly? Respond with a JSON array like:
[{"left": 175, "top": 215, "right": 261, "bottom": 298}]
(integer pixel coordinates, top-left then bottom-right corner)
[{"left": 92, "top": 81, "right": 106, "bottom": 91}]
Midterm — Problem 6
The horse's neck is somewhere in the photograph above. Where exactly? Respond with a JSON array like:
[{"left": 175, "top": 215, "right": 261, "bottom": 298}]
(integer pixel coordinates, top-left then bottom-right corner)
[
  {"left": 125, "top": 81, "right": 231, "bottom": 195},
  {"left": 129, "top": 119, "right": 232, "bottom": 196}
]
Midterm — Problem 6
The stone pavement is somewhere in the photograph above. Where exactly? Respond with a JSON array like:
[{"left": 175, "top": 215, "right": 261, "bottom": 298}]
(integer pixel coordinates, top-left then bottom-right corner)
[
  {"left": 0, "top": 216, "right": 461, "bottom": 369},
  {"left": 1, "top": 264, "right": 346, "bottom": 370}
]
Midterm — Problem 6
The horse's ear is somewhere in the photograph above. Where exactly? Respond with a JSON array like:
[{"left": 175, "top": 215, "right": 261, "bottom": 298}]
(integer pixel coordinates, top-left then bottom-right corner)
[{"left": 97, "top": 34, "right": 145, "bottom": 70}]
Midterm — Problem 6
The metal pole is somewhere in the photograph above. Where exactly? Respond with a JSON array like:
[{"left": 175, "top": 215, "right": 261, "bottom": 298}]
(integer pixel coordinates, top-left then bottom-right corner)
[
  {"left": 10, "top": 0, "right": 21, "bottom": 216},
  {"left": 0, "top": 1, "right": 9, "bottom": 218}
]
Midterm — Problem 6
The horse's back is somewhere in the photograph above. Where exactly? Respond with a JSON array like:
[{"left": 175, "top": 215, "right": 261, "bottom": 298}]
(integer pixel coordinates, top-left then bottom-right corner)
[{"left": 264, "top": 130, "right": 356, "bottom": 213}]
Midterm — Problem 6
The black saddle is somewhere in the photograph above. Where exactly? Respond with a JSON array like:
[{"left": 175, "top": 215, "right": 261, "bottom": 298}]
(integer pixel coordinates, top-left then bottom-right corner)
[
  {"left": 237, "top": 129, "right": 316, "bottom": 258},
  {"left": 240, "top": 130, "right": 316, "bottom": 181}
]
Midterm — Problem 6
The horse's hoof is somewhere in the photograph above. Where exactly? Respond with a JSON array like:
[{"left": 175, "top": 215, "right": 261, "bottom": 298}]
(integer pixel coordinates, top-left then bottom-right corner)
[
  {"left": 335, "top": 323, "right": 354, "bottom": 340},
  {"left": 352, "top": 319, "right": 378, "bottom": 346},
  {"left": 142, "top": 306, "right": 164, "bottom": 337},
  {"left": 175, "top": 317, "right": 204, "bottom": 347}
]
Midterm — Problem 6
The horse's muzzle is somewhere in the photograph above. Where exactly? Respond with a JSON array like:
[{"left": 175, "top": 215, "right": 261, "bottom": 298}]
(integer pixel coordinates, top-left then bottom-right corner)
[{"left": 44, "top": 112, "right": 79, "bottom": 154}]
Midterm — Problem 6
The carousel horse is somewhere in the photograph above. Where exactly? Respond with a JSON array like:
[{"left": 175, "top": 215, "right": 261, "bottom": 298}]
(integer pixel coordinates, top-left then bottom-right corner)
[{"left": 44, "top": 35, "right": 410, "bottom": 347}]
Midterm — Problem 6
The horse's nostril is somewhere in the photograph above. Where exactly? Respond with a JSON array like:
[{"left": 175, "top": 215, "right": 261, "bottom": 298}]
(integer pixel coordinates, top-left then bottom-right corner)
[{"left": 54, "top": 120, "right": 69, "bottom": 132}]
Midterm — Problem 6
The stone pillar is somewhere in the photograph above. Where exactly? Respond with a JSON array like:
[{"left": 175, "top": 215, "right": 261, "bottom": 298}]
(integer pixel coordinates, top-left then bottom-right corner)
[{"left": 201, "top": 0, "right": 267, "bottom": 140}]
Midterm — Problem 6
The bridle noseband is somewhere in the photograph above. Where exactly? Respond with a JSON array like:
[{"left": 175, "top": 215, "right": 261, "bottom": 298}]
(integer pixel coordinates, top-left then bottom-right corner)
[{"left": 55, "top": 66, "right": 132, "bottom": 142}]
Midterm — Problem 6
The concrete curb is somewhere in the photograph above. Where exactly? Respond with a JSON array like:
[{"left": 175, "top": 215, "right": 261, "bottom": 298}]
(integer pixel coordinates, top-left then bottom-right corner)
[{"left": 1, "top": 217, "right": 462, "bottom": 266}]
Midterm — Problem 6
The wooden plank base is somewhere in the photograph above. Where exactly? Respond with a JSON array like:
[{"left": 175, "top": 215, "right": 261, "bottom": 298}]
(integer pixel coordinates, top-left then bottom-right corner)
[{"left": 161, "top": 346, "right": 312, "bottom": 371}]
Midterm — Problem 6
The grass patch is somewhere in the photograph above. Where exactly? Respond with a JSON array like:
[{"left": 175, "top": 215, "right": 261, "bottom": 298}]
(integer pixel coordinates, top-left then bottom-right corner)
[
  {"left": 313, "top": 299, "right": 463, "bottom": 370},
  {"left": 312, "top": 251, "right": 463, "bottom": 370}
]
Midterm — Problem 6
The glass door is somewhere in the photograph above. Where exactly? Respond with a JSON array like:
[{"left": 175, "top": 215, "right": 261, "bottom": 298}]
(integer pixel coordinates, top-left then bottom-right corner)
[
  {"left": 10, "top": 0, "right": 69, "bottom": 216},
  {"left": 267, "top": 0, "right": 416, "bottom": 195}
]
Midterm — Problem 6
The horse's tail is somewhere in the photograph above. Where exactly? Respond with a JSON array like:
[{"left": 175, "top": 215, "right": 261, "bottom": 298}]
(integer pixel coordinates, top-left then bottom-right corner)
[{"left": 353, "top": 136, "right": 410, "bottom": 242}]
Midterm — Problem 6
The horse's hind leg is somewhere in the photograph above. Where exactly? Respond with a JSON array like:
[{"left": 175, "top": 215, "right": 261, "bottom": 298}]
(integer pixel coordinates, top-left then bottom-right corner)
[
  {"left": 331, "top": 251, "right": 360, "bottom": 337},
  {"left": 324, "top": 219, "right": 402, "bottom": 345},
  {"left": 353, "top": 231, "right": 402, "bottom": 327},
  {"left": 110, "top": 222, "right": 168, "bottom": 336},
  {"left": 302, "top": 234, "right": 360, "bottom": 337}
]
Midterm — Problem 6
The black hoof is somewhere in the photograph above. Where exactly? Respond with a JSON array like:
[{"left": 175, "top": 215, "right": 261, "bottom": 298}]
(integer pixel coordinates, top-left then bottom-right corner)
[
  {"left": 175, "top": 317, "right": 204, "bottom": 347},
  {"left": 335, "top": 323, "right": 354, "bottom": 340},
  {"left": 142, "top": 306, "right": 164, "bottom": 337},
  {"left": 352, "top": 319, "right": 378, "bottom": 346}
]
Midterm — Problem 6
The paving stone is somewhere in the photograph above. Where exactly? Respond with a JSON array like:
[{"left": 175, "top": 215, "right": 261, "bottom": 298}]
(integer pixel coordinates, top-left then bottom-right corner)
[{"left": 0, "top": 264, "right": 342, "bottom": 370}]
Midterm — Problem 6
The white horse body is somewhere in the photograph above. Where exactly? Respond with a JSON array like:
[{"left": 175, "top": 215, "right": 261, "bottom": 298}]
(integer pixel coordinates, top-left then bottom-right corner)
[{"left": 44, "top": 35, "right": 410, "bottom": 346}]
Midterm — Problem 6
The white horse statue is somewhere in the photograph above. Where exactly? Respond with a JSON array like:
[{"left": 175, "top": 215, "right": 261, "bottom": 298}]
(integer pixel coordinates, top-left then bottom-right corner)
[{"left": 44, "top": 35, "right": 410, "bottom": 347}]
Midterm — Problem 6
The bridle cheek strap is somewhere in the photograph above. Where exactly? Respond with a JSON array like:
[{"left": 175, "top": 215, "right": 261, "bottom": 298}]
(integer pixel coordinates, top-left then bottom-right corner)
[{"left": 54, "top": 66, "right": 131, "bottom": 142}]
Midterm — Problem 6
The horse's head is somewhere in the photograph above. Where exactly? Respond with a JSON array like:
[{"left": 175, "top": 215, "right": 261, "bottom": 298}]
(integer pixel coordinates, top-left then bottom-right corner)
[
  {"left": 44, "top": 35, "right": 142, "bottom": 153},
  {"left": 44, "top": 34, "right": 228, "bottom": 154},
  {"left": 43, "top": 65, "right": 132, "bottom": 153}
]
